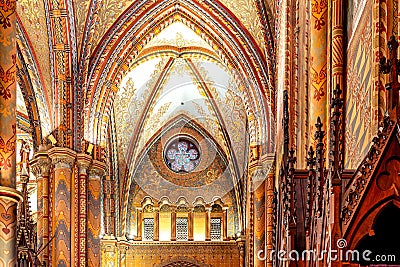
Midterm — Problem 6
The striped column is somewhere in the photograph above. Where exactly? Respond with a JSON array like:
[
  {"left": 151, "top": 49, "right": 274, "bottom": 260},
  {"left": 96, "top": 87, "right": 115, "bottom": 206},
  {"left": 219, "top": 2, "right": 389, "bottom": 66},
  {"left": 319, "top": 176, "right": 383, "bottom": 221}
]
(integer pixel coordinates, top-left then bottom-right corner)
[
  {"left": 48, "top": 147, "right": 76, "bottom": 267},
  {"left": 76, "top": 154, "right": 91, "bottom": 267},
  {"left": 0, "top": 0, "right": 18, "bottom": 265},
  {"left": 254, "top": 174, "right": 266, "bottom": 267},
  {"left": 87, "top": 160, "right": 106, "bottom": 267},
  {"left": 309, "top": 0, "right": 328, "bottom": 140},
  {"left": 30, "top": 152, "right": 51, "bottom": 264}
]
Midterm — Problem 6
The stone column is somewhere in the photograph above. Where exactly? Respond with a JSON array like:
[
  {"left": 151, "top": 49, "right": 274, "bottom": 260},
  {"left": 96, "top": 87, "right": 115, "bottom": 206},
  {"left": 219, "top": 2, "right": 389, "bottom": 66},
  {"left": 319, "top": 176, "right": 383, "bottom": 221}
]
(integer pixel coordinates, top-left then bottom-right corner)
[
  {"left": 237, "top": 238, "right": 246, "bottom": 267},
  {"left": 254, "top": 179, "right": 266, "bottom": 267},
  {"left": 136, "top": 208, "right": 142, "bottom": 241},
  {"left": 266, "top": 166, "right": 275, "bottom": 267},
  {"left": 48, "top": 147, "right": 76, "bottom": 267},
  {"left": 0, "top": 0, "right": 18, "bottom": 265},
  {"left": 309, "top": 0, "right": 328, "bottom": 142},
  {"left": 188, "top": 209, "right": 194, "bottom": 241},
  {"left": 30, "top": 152, "right": 51, "bottom": 264},
  {"left": 205, "top": 207, "right": 211, "bottom": 241},
  {"left": 222, "top": 207, "right": 228, "bottom": 241},
  {"left": 171, "top": 207, "right": 177, "bottom": 241},
  {"left": 76, "top": 153, "right": 91, "bottom": 267},
  {"left": 87, "top": 160, "right": 106, "bottom": 267},
  {"left": 101, "top": 240, "right": 118, "bottom": 266},
  {"left": 103, "top": 175, "right": 115, "bottom": 238},
  {"left": 153, "top": 208, "right": 159, "bottom": 241}
]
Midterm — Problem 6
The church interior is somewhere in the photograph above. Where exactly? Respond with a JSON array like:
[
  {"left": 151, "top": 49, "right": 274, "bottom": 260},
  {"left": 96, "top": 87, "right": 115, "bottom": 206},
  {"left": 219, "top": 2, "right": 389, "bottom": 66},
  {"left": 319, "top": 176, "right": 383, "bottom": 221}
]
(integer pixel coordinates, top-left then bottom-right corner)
[{"left": 1, "top": 0, "right": 400, "bottom": 266}]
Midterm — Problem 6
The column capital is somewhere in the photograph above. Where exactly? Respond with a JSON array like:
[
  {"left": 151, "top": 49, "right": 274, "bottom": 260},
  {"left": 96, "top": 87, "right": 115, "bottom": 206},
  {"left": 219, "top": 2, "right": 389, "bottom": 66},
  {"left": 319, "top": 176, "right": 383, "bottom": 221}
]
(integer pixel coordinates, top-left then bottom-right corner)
[
  {"left": 88, "top": 160, "right": 106, "bottom": 178},
  {"left": 76, "top": 153, "right": 92, "bottom": 174},
  {"left": 48, "top": 147, "right": 76, "bottom": 169},
  {"left": 30, "top": 153, "right": 52, "bottom": 177}
]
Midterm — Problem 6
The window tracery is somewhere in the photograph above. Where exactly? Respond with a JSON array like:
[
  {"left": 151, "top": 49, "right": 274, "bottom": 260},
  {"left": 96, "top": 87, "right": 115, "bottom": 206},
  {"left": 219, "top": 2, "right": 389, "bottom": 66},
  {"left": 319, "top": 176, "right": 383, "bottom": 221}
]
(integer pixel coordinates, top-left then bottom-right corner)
[{"left": 164, "top": 136, "right": 200, "bottom": 173}]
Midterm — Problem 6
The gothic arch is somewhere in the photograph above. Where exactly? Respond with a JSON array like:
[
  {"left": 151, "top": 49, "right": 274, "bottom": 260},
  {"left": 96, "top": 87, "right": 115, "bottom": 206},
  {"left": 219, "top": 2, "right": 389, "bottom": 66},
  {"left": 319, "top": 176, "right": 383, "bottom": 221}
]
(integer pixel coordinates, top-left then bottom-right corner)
[
  {"left": 122, "top": 115, "right": 243, "bottom": 235},
  {"left": 15, "top": 19, "right": 53, "bottom": 147},
  {"left": 84, "top": 0, "right": 275, "bottom": 153}
]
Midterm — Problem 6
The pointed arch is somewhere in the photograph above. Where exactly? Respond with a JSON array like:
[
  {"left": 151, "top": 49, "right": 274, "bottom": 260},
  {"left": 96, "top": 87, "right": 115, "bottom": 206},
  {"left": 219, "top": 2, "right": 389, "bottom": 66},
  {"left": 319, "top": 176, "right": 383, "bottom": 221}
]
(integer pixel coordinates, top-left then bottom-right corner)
[
  {"left": 122, "top": 115, "right": 243, "bottom": 236},
  {"left": 84, "top": 0, "right": 275, "bottom": 153},
  {"left": 15, "top": 18, "right": 53, "bottom": 146}
]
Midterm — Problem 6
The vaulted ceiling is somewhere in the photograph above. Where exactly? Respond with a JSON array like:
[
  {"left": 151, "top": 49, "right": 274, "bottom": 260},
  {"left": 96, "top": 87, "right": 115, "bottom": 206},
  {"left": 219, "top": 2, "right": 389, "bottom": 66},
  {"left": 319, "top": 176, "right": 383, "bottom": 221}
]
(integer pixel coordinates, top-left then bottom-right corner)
[{"left": 15, "top": 0, "right": 276, "bottom": 226}]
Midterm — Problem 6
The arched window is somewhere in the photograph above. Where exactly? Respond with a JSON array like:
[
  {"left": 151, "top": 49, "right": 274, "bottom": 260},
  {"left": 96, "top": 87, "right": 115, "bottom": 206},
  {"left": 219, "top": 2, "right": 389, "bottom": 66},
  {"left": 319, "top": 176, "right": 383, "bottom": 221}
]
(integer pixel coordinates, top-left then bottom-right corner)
[
  {"left": 210, "top": 204, "right": 223, "bottom": 241},
  {"left": 176, "top": 205, "right": 189, "bottom": 241},
  {"left": 143, "top": 204, "right": 154, "bottom": 241}
]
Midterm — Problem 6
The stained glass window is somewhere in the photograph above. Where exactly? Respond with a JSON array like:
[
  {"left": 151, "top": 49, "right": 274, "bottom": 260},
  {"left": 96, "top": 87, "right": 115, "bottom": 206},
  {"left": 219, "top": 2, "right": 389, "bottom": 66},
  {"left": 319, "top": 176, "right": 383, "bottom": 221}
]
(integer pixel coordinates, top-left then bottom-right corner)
[
  {"left": 210, "top": 218, "right": 222, "bottom": 241},
  {"left": 164, "top": 137, "right": 200, "bottom": 173},
  {"left": 143, "top": 218, "right": 154, "bottom": 241},
  {"left": 176, "top": 217, "right": 188, "bottom": 241}
]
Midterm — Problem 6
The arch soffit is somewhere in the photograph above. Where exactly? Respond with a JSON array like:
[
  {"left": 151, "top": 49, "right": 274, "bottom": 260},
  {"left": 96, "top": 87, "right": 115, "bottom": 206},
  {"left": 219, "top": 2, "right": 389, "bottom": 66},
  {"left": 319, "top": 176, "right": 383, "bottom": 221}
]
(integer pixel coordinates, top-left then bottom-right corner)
[{"left": 84, "top": 0, "right": 274, "bottom": 150}]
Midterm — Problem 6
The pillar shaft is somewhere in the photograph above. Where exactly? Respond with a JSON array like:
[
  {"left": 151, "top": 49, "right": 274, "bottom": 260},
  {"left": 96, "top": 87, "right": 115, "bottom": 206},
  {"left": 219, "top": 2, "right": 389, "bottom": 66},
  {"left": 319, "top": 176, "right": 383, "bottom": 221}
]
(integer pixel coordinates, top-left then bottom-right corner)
[
  {"left": 205, "top": 209, "right": 211, "bottom": 241},
  {"left": 136, "top": 209, "right": 142, "bottom": 241},
  {"left": 49, "top": 147, "right": 76, "bottom": 267},
  {"left": 76, "top": 154, "right": 91, "bottom": 267},
  {"left": 0, "top": 190, "right": 20, "bottom": 267},
  {"left": 309, "top": 0, "right": 328, "bottom": 138},
  {"left": 153, "top": 209, "right": 159, "bottom": 241},
  {"left": 103, "top": 176, "right": 113, "bottom": 237},
  {"left": 266, "top": 166, "right": 275, "bottom": 267},
  {"left": 188, "top": 210, "right": 193, "bottom": 241},
  {"left": 254, "top": 180, "right": 266, "bottom": 267},
  {"left": 0, "top": 1, "right": 18, "bottom": 265},
  {"left": 30, "top": 154, "right": 51, "bottom": 264},
  {"left": 330, "top": 0, "right": 344, "bottom": 91},
  {"left": 171, "top": 209, "right": 177, "bottom": 241},
  {"left": 87, "top": 160, "right": 105, "bottom": 267},
  {"left": 0, "top": 0, "right": 17, "bottom": 188}
]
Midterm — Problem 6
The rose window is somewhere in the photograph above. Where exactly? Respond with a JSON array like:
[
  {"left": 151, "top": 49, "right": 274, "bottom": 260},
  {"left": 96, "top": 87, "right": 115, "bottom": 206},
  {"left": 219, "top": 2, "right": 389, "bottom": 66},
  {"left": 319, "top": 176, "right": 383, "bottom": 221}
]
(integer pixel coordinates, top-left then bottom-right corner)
[{"left": 164, "top": 137, "right": 200, "bottom": 173}]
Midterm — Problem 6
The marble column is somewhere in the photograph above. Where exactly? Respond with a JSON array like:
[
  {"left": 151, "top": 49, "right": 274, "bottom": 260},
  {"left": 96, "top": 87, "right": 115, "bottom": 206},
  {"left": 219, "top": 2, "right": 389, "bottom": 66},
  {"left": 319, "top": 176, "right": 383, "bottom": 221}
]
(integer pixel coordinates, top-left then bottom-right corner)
[
  {"left": 87, "top": 160, "right": 106, "bottom": 267},
  {"left": 309, "top": 0, "right": 328, "bottom": 141},
  {"left": 0, "top": 0, "right": 18, "bottom": 265},
  {"left": 30, "top": 152, "right": 51, "bottom": 264},
  {"left": 48, "top": 147, "right": 76, "bottom": 267}
]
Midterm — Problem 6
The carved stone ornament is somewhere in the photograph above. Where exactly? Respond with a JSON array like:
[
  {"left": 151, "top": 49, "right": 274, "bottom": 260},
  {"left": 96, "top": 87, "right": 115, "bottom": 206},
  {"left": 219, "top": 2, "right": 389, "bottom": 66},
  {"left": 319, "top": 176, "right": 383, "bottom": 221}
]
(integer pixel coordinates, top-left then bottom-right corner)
[
  {"left": 88, "top": 160, "right": 106, "bottom": 179},
  {"left": 48, "top": 147, "right": 76, "bottom": 169},
  {"left": 77, "top": 153, "right": 92, "bottom": 174},
  {"left": 30, "top": 156, "right": 51, "bottom": 177},
  {"left": 51, "top": 155, "right": 75, "bottom": 169}
]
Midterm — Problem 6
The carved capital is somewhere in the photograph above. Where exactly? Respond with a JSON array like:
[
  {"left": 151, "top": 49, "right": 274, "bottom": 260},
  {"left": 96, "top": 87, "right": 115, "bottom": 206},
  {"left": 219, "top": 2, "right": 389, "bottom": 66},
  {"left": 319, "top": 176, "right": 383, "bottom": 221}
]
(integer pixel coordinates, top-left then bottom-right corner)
[
  {"left": 76, "top": 153, "right": 92, "bottom": 174},
  {"left": 48, "top": 147, "right": 76, "bottom": 169},
  {"left": 30, "top": 154, "right": 52, "bottom": 177},
  {"left": 88, "top": 160, "right": 106, "bottom": 179}
]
